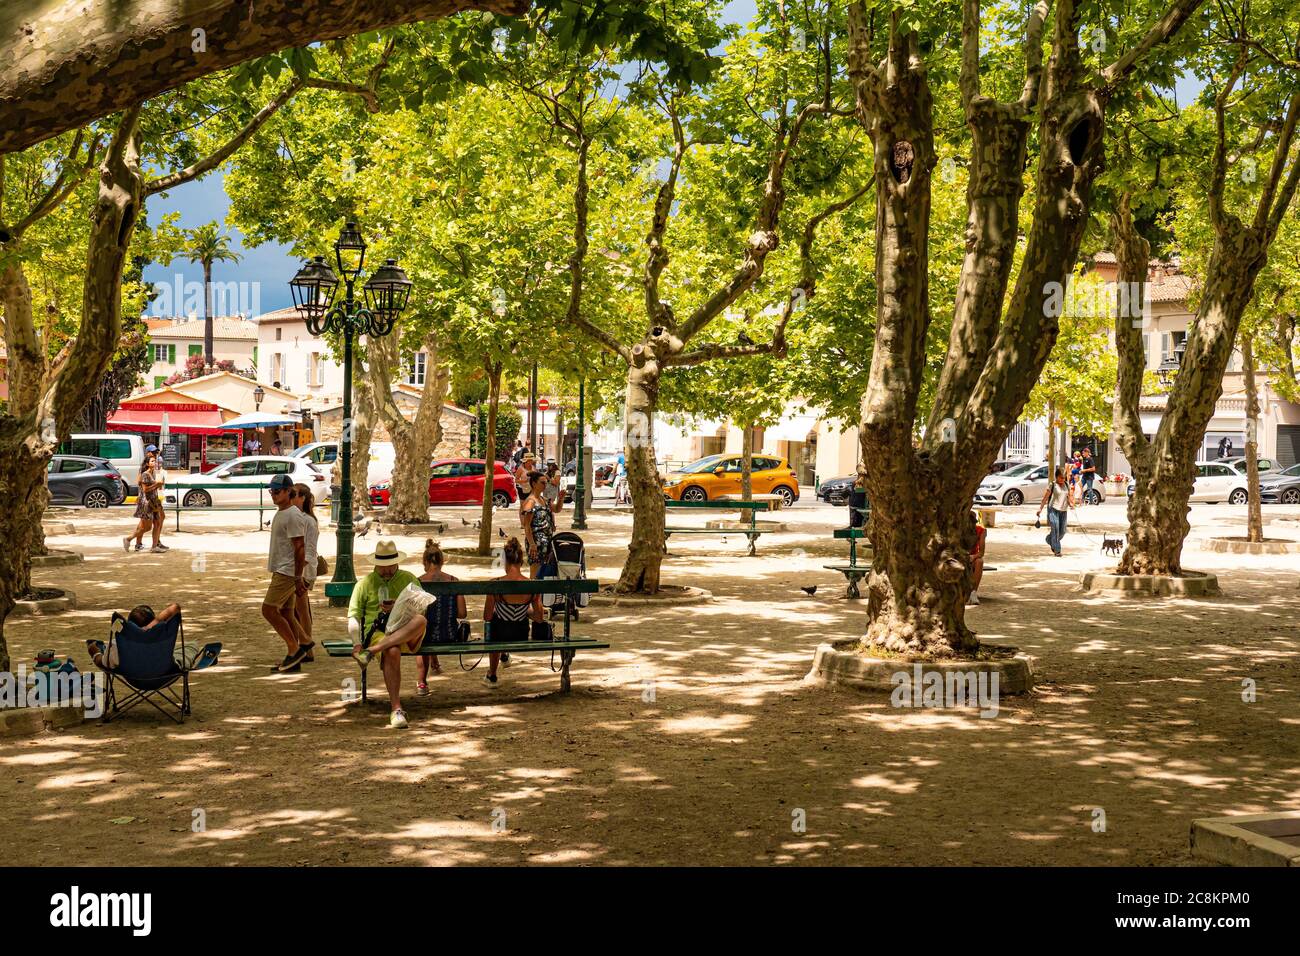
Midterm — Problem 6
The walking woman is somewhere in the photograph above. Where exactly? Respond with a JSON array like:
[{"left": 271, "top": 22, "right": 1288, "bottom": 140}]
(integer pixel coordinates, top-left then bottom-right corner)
[
  {"left": 292, "top": 482, "right": 320, "bottom": 653},
  {"left": 481, "top": 537, "right": 543, "bottom": 687},
  {"left": 414, "top": 539, "right": 468, "bottom": 695},
  {"left": 543, "top": 461, "right": 564, "bottom": 513},
  {"left": 1036, "top": 466, "right": 1071, "bottom": 557},
  {"left": 124, "top": 451, "right": 166, "bottom": 553},
  {"left": 522, "top": 470, "right": 556, "bottom": 579}
]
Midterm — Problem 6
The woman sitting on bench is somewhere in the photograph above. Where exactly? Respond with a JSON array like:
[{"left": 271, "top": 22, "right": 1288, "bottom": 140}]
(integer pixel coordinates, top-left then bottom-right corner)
[
  {"left": 481, "top": 537, "right": 544, "bottom": 688},
  {"left": 415, "top": 539, "right": 468, "bottom": 695}
]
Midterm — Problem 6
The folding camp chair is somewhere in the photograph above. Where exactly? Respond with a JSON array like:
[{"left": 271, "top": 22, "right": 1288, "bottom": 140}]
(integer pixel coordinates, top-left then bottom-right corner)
[{"left": 92, "top": 611, "right": 221, "bottom": 723}]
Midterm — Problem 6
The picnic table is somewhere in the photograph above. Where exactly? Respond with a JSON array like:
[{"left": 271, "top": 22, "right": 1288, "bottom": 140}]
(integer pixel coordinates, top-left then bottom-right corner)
[
  {"left": 663, "top": 499, "right": 770, "bottom": 556},
  {"left": 323, "top": 577, "right": 607, "bottom": 698}
]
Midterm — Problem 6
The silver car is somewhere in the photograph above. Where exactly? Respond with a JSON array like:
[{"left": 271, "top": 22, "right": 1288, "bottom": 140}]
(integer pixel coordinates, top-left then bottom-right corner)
[{"left": 975, "top": 462, "right": 1052, "bottom": 506}]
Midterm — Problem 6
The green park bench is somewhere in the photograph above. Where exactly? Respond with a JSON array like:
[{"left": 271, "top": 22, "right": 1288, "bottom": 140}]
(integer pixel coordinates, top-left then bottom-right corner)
[
  {"left": 825, "top": 526, "right": 874, "bottom": 598},
  {"left": 322, "top": 577, "right": 608, "bottom": 699},
  {"left": 663, "top": 498, "right": 770, "bottom": 556}
]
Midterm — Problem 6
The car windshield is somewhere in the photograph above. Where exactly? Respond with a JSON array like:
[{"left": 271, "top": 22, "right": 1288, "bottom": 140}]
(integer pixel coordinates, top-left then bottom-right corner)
[
  {"left": 992, "top": 463, "right": 1036, "bottom": 480},
  {"left": 680, "top": 455, "right": 726, "bottom": 474},
  {"left": 1272, "top": 463, "right": 1300, "bottom": 478}
]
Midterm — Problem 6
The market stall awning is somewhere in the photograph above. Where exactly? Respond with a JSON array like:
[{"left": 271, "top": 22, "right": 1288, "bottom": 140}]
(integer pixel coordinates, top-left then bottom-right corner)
[
  {"left": 108, "top": 403, "right": 226, "bottom": 435},
  {"left": 218, "top": 411, "right": 303, "bottom": 430}
]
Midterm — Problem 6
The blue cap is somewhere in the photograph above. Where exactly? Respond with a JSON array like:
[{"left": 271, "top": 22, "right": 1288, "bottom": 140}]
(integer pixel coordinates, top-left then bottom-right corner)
[
  {"left": 268, "top": 474, "right": 294, "bottom": 491},
  {"left": 145, "top": 444, "right": 158, "bottom": 452}
]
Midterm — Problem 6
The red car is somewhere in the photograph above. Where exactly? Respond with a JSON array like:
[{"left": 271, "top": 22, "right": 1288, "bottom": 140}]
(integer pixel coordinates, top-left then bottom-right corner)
[{"left": 368, "top": 458, "right": 517, "bottom": 508}]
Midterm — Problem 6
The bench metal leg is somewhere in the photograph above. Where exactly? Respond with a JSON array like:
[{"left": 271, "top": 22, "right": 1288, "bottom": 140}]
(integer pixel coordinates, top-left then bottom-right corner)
[
  {"left": 361, "top": 666, "right": 368, "bottom": 703},
  {"left": 846, "top": 574, "right": 861, "bottom": 599},
  {"left": 746, "top": 533, "right": 758, "bottom": 557},
  {"left": 560, "top": 650, "right": 574, "bottom": 693}
]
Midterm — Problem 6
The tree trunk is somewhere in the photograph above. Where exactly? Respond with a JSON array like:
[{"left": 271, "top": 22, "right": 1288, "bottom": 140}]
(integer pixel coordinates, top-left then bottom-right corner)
[
  {"left": 0, "top": 0, "right": 527, "bottom": 154},
  {"left": 741, "top": 423, "right": 753, "bottom": 500},
  {"left": 338, "top": 360, "right": 377, "bottom": 516},
  {"left": 1046, "top": 402, "right": 1057, "bottom": 470},
  {"left": 1242, "top": 333, "right": 1263, "bottom": 543},
  {"left": 204, "top": 261, "right": 214, "bottom": 369},
  {"left": 370, "top": 332, "right": 449, "bottom": 525},
  {"left": 0, "top": 108, "right": 143, "bottom": 673},
  {"left": 615, "top": 357, "right": 665, "bottom": 593},
  {"left": 477, "top": 362, "right": 501, "bottom": 555}
]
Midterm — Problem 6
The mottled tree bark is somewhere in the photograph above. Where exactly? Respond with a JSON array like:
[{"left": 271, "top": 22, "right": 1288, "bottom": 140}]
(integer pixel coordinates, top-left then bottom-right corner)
[
  {"left": 370, "top": 328, "right": 449, "bottom": 525},
  {"left": 0, "top": 0, "right": 526, "bottom": 154},
  {"left": 740, "top": 422, "right": 754, "bottom": 501},
  {"left": 476, "top": 361, "right": 502, "bottom": 555},
  {"left": 1242, "top": 333, "right": 1263, "bottom": 543},
  {"left": 615, "top": 356, "right": 665, "bottom": 593}
]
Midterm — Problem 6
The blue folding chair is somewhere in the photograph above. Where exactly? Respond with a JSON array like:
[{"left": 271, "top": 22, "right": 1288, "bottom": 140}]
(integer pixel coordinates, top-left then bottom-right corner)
[{"left": 91, "top": 611, "right": 221, "bottom": 723}]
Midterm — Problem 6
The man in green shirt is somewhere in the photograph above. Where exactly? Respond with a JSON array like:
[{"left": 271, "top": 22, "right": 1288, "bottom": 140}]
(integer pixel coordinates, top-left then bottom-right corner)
[{"left": 349, "top": 540, "right": 425, "bottom": 728}]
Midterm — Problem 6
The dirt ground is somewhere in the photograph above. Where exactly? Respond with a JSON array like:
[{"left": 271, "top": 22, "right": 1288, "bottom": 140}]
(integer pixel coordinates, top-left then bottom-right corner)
[{"left": 2, "top": 499, "right": 1299, "bottom": 866}]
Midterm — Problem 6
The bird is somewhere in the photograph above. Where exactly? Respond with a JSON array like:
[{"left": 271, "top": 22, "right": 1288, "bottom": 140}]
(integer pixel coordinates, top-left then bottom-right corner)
[
  {"left": 473, "top": 520, "right": 482, "bottom": 530},
  {"left": 801, "top": 585, "right": 817, "bottom": 596},
  {"left": 498, "top": 527, "right": 506, "bottom": 538},
  {"left": 460, "top": 516, "right": 469, "bottom": 526},
  {"left": 737, "top": 331, "right": 756, "bottom": 346}
]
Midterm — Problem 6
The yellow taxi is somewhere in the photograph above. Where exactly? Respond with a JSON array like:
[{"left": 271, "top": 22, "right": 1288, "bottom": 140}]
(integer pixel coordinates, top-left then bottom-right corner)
[{"left": 662, "top": 453, "right": 800, "bottom": 507}]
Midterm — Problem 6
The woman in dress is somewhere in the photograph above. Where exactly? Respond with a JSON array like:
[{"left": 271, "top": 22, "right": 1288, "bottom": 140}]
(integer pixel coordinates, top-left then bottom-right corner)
[
  {"left": 124, "top": 452, "right": 163, "bottom": 553},
  {"left": 481, "top": 537, "right": 543, "bottom": 687},
  {"left": 543, "top": 461, "right": 564, "bottom": 513},
  {"left": 521, "top": 470, "right": 556, "bottom": 579}
]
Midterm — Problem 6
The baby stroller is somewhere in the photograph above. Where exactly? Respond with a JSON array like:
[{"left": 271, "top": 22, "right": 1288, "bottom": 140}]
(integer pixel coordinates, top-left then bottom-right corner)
[{"left": 545, "top": 531, "right": 589, "bottom": 621}]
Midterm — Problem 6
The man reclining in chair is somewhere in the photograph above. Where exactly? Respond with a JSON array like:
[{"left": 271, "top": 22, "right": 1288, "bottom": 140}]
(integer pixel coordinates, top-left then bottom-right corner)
[
  {"left": 348, "top": 540, "right": 429, "bottom": 729},
  {"left": 87, "top": 603, "right": 183, "bottom": 668}
]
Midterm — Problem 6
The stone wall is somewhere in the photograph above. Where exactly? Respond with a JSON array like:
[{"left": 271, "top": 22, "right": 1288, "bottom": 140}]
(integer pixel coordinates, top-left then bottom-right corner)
[{"left": 316, "top": 403, "right": 470, "bottom": 457}]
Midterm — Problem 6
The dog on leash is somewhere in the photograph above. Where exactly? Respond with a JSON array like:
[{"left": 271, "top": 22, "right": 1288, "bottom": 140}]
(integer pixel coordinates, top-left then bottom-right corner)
[{"left": 1101, "top": 534, "right": 1125, "bottom": 556}]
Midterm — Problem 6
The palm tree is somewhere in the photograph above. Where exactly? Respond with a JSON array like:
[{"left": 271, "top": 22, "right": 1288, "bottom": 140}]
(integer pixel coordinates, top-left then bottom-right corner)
[{"left": 182, "top": 222, "right": 242, "bottom": 370}]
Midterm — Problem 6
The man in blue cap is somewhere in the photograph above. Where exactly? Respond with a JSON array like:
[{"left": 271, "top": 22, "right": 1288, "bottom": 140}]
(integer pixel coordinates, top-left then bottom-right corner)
[{"left": 262, "top": 473, "right": 312, "bottom": 672}]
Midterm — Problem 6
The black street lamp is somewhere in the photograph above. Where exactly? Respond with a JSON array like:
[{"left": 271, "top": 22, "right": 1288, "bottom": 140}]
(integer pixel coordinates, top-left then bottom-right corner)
[
  {"left": 253, "top": 384, "right": 265, "bottom": 411},
  {"left": 290, "top": 222, "right": 411, "bottom": 605},
  {"left": 1157, "top": 337, "right": 1188, "bottom": 386}
]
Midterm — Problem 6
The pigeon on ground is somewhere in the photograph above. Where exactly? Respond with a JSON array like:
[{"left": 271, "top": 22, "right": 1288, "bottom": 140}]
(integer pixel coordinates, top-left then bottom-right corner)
[
  {"left": 461, "top": 516, "right": 469, "bottom": 526},
  {"left": 498, "top": 527, "right": 506, "bottom": 538},
  {"left": 801, "top": 585, "right": 817, "bottom": 596},
  {"left": 473, "top": 521, "right": 482, "bottom": 530}
]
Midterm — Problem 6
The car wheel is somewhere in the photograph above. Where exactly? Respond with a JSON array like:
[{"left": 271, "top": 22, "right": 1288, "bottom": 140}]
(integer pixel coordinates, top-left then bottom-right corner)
[
  {"left": 183, "top": 490, "right": 212, "bottom": 508},
  {"left": 492, "top": 491, "right": 511, "bottom": 509},
  {"left": 1282, "top": 488, "right": 1300, "bottom": 505},
  {"left": 82, "top": 487, "right": 110, "bottom": 508},
  {"left": 773, "top": 485, "right": 796, "bottom": 508},
  {"left": 1229, "top": 489, "right": 1248, "bottom": 505},
  {"left": 681, "top": 485, "right": 707, "bottom": 503},
  {"left": 1083, "top": 489, "right": 1101, "bottom": 506},
  {"left": 1003, "top": 489, "right": 1024, "bottom": 506}
]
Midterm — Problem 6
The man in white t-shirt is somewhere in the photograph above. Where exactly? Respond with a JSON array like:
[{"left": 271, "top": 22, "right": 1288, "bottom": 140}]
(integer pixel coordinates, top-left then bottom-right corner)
[{"left": 262, "top": 474, "right": 312, "bottom": 672}]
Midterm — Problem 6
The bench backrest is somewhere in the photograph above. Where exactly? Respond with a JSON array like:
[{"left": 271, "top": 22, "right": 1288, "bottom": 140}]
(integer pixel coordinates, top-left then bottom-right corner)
[
  {"left": 664, "top": 500, "right": 767, "bottom": 510},
  {"left": 419, "top": 578, "right": 598, "bottom": 596}
]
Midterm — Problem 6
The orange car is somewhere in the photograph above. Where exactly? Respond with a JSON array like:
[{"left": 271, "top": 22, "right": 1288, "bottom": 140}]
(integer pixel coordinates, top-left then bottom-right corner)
[{"left": 661, "top": 454, "right": 800, "bottom": 507}]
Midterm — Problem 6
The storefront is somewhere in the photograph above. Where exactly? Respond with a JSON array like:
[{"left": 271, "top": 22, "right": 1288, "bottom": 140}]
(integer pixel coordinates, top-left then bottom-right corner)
[{"left": 107, "top": 401, "right": 240, "bottom": 472}]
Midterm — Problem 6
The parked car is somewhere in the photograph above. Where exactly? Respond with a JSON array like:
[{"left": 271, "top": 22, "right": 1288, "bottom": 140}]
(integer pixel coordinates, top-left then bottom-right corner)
[
  {"left": 47, "top": 455, "right": 126, "bottom": 508},
  {"left": 661, "top": 453, "right": 800, "bottom": 507},
  {"left": 293, "top": 440, "right": 395, "bottom": 486},
  {"left": 989, "top": 458, "right": 1030, "bottom": 474},
  {"left": 1259, "top": 463, "right": 1300, "bottom": 504},
  {"left": 817, "top": 475, "right": 857, "bottom": 506},
  {"left": 1124, "top": 461, "right": 1251, "bottom": 504},
  {"left": 368, "top": 458, "right": 517, "bottom": 508},
  {"left": 1216, "top": 456, "right": 1278, "bottom": 476},
  {"left": 975, "top": 462, "right": 1051, "bottom": 506},
  {"left": 57, "top": 433, "right": 145, "bottom": 494},
  {"left": 164, "top": 456, "right": 326, "bottom": 508}
]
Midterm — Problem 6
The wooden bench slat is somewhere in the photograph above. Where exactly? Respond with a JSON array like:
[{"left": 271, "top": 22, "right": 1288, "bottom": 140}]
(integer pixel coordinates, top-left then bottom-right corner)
[{"left": 323, "top": 639, "right": 609, "bottom": 657}]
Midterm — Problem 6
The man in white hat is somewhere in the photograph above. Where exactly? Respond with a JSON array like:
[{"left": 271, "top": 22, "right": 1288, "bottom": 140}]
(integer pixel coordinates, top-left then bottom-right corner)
[{"left": 348, "top": 540, "right": 425, "bottom": 728}]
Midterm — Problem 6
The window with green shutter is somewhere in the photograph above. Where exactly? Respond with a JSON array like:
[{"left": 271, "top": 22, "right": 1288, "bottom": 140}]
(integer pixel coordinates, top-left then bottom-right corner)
[
  {"left": 169, "top": 343, "right": 176, "bottom": 364},
  {"left": 189, "top": 344, "right": 202, "bottom": 357},
  {"left": 154, "top": 376, "right": 166, "bottom": 389}
]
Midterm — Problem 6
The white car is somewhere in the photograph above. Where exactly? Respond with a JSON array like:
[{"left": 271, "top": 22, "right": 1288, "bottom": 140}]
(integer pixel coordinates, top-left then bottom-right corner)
[
  {"left": 1126, "top": 461, "right": 1251, "bottom": 504},
  {"left": 1216, "top": 456, "right": 1278, "bottom": 477},
  {"left": 294, "top": 440, "right": 395, "bottom": 486},
  {"left": 164, "top": 456, "right": 327, "bottom": 508},
  {"left": 974, "top": 462, "right": 1053, "bottom": 506}
]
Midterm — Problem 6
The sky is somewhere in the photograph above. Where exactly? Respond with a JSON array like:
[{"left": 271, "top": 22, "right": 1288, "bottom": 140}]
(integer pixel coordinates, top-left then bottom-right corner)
[{"left": 141, "top": 0, "right": 1197, "bottom": 319}]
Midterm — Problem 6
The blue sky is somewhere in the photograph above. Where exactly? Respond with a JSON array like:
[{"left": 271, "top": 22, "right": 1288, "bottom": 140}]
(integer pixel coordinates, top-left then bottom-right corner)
[{"left": 141, "top": 0, "right": 1196, "bottom": 317}]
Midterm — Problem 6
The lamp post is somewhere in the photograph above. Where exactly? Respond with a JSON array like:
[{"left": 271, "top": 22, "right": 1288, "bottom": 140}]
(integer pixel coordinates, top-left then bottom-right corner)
[
  {"left": 1157, "top": 338, "right": 1187, "bottom": 385},
  {"left": 289, "top": 222, "right": 411, "bottom": 605},
  {"left": 253, "top": 384, "right": 265, "bottom": 411},
  {"left": 572, "top": 378, "right": 587, "bottom": 530}
]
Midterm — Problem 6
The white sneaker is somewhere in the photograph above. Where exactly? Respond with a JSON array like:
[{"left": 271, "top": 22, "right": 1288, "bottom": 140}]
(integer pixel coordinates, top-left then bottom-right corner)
[
  {"left": 967, "top": 593, "right": 980, "bottom": 606},
  {"left": 122, "top": 536, "right": 132, "bottom": 553},
  {"left": 388, "top": 709, "right": 408, "bottom": 729},
  {"left": 150, "top": 545, "right": 167, "bottom": 554}
]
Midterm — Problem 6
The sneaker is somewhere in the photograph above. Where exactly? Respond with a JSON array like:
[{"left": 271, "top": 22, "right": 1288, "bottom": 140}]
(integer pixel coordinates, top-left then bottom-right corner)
[
  {"left": 122, "top": 536, "right": 132, "bottom": 553},
  {"left": 415, "top": 682, "right": 429, "bottom": 697},
  {"left": 155, "top": 543, "right": 170, "bottom": 552},
  {"left": 967, "top": 593, "right": 980, "bottom": 606},
  {"left": 277, "top": 645, "right": 310, "bottom": 672},
  {"left": 150, "top": 545, "right": 167, "bottom": 554},
  {"left": 500, "top": 654, "right": 511, "bottom": 668},
  {"left": 388, "top": 709, "right": 409, "bottom": 729},
  {"left": 483, "top": 674, "right": 499, "bottom": 687},
  {"left": 134, "top": 542, "right": 144, "bottom": 552},
  {"left": 352, "top": 647, "right": 373, "bottom": 667},
  {"left": 275, "top": 655, "right": 301, "bottom": 674},
  {"left": 299, "top": 642, "right": 315, "bottom": 663}
]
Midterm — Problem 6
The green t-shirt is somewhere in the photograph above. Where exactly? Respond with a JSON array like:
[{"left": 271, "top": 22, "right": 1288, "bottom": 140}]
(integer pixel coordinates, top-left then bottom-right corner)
[{"left": 348, "top": 568, "right": 421, "bottom": 636}]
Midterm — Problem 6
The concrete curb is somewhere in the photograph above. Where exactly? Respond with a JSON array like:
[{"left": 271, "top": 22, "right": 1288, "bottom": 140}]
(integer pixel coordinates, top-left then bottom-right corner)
[
  {"left": 0, "top": 705, "right": 88, "bottom": 738},
  {"left": 804, "top": 637, "right": 1034, "bottom": 695},
  {"left": 1190, "top": 813, "right": 1300, "bottom": 866},
  {"left": 589, "top": 585, "right": 713, "bottom": 607},
  {"left": 1080, "top": 571, "right": 1220, "bottom": 597},
  {"left": 11, "top": 587, "right": 77, "bottom": 616},
  {"left": 31, "top": 549, "right": 84, "bottom": 568},
  {"left": 1201, "top": 536, "right": 1300, "bottom": 554},
  {"left": 41, "top": 521, "right": 76, "bottom": 536}
]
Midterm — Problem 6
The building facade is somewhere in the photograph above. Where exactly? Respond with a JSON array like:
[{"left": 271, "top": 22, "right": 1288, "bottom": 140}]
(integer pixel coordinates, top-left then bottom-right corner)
[{"left": 141, "top": 316, "right": 258, "bottom": 390}]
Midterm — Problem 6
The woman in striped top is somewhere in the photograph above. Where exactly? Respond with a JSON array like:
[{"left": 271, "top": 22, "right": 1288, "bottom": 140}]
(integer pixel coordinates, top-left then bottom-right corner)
[{"left": 482, "top": 537, "right": 543, "bottom": 687}]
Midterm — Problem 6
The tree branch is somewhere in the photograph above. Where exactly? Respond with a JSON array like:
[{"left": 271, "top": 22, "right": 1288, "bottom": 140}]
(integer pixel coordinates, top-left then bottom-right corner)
[
  {"left": 1017, "top": 1, "right": 1052, "bottom": 110},
  {"left": 1208, "top": 54, "right": 1248, "bottom": 232},
  {"left": 1258, "top": 92, "right": 1300, "bottom": 237},
  {"left": 1100, "top": 0, "right": 1208, "bottom": 94}
]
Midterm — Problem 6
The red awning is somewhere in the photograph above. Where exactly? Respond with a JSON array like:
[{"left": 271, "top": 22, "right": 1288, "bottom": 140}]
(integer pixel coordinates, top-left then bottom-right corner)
[{"left": 107, "top": 406, "right": 228, "bottom": 436}]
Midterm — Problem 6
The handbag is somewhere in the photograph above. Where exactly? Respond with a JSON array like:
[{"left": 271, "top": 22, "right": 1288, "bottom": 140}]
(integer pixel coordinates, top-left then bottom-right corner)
[
  {"left": 316, "top": 555, "right": 328, "bottom": 576},
  {"left": 530, "top": 619, "right": 554, "bottom": 642}
]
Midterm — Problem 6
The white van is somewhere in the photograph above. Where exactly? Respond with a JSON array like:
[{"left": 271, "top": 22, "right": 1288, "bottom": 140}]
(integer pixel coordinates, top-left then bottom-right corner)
[
  {"left": 58, "top": 434, "right": 146, "bottom": 493},
  {"left": 293, "top": 440, "right": 396, "bottom": 487}
]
